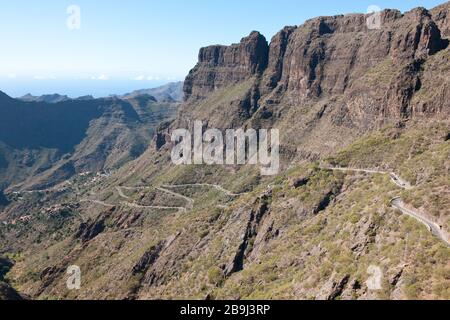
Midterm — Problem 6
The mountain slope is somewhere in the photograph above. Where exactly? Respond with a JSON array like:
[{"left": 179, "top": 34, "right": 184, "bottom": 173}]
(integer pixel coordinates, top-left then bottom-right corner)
[
  {"left": 0, "top": 2, "right": 449, "bottom": 300},
  {"left": 0, "top": 92, "right": 179, "bottom": 191}
]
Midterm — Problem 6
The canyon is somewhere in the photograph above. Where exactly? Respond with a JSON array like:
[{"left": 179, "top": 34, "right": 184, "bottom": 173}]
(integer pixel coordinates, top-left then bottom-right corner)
[{"left": 0, "top": 2, "right": 449, "bottom": 300}]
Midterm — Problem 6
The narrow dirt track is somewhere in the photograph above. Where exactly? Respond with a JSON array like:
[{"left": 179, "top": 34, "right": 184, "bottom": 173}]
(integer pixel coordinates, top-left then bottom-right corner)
[
  {"left": 161, "top": 183, "right": 247, "bottom": 197},
  {"left": 156, "top": 187, "right": 194, "bottom": 209},
  {"left": 121, "top": 201, "right": 186, "bottom": 213}
]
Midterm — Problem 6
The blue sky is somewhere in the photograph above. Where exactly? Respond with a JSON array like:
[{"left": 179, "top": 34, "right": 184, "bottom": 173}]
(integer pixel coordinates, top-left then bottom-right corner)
[{"left": 0, "top": 0, "right": 446, "bottom": 97}]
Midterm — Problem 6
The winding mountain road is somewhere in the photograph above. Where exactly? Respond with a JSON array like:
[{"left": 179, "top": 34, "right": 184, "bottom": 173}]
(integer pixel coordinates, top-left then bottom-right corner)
[
  {"left": 115, "top": 184, "right": 196, "bottom": 212},
  {"left": 156, "top": 187, "right": 194, "bottom": 209},
  {"left": 121, "top": 201, "right": 186, "bottom": 213},
  {"left": 114, "top": 182, "right": 244, "bottom": 212},
  {"left": 115, "top": 185, "right": 194, "bottom": 210},
  {"left": 323, "top": 166, "right": 449, "bottom": 246},
  {"left": 80, "top": 199, "right": 115, "bottom": 208},
  {"left": 121, "top": 201, "right": 187, "bottom": 212},
  {"left": 324, "top": 167, "right": 412, "bottom": 189},
  {"left": 390, "top": 197, "right": 448, "bottom": 246},
  {"left": 161, "top": 183, "right": 247, "bottom": 197},
  {"left": 115, "top": 186, "right": 132, "bottom": 200},
  {"left": 80, "top": 197, "right": 186, "bottom": 213},
  {"left": 114, "top": 183, "right": 244, "bottom": 211}
]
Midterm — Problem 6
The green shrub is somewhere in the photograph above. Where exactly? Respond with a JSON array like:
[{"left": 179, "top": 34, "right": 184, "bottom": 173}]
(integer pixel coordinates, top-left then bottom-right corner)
[{"left": 207, "top": 267, "right": 224, "bottom": 286}]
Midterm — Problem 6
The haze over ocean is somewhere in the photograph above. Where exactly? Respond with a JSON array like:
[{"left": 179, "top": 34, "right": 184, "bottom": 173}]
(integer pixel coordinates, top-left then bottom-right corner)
[{"left": 0, "top": 78, "right": 175, "bottom": 99}]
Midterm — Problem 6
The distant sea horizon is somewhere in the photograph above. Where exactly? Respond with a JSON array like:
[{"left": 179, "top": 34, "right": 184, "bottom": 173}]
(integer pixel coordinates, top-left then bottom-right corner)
[{"left": 0, "top": 79, "right": 183, "bottom": 99}]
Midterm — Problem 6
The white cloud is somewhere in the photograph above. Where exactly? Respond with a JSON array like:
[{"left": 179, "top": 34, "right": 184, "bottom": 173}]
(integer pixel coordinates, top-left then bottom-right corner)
[
  {"left": 33, "top": 75, "right": 57, "bottom": 80},
  {"left": 133, "top": 75, "right": 145, "bottom": 81},
  {"left": 91, "top": 74, "right": 109, "bottom": 81},
  {"left": 147, "top": 75, "right": 160, "bottom": 81}
]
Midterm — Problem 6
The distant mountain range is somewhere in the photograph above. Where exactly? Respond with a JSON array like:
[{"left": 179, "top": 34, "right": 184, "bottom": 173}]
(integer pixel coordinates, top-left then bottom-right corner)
[
  {"left": 121, "top": 81, "right": 184, "bottom": 102},
  {"left": 0, "top": 83, "right": 182, "bottom": 191},
  {"left": 18, "top": 81, "right": 184, "bottom": 104},
  {"left": 19, "top": 93, "right": 98, "bottom": 104},
  {"left": 19, "top": 93, "right": 72, "bottom": 104}
]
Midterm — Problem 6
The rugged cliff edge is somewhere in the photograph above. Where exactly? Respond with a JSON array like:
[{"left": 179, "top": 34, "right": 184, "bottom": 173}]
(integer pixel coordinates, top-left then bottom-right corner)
[
  {"left": 184, "top": 31, "right": 269, "bottom": 101},
  {"left": 184, "top": 7, "right": 448, "bottom": 122},
  {"left": 169, "top": 5, "right": 450, "bottom": 164}
]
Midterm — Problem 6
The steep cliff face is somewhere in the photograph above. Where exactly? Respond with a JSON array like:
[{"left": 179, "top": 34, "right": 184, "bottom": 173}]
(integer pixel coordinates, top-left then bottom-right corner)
[
  {"left": 432, "top": 2, "right": 450, "bottom": 37},
  {"left": 263, "top": 9, "right": 446, "bottom": 102},
  {"left": 182, "top": 6, "right": 449, "bottom": 133},
  {"left": 161, "top": 5, "right": 450, "bottom": 167},
  {"left": 184, "top": 31, "right": 269, "bottom": 101}
]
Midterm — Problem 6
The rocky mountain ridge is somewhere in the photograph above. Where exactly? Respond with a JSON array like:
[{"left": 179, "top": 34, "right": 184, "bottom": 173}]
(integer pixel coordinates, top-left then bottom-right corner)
[
  {"left": 171, "top": 4, "right": 450, "bottom": 165},
  {"left": 184, "top": 7, "right": 449, "bottom": 122},
  {"left": 19, "top": 93, "right": 72, "bottom": 104}
]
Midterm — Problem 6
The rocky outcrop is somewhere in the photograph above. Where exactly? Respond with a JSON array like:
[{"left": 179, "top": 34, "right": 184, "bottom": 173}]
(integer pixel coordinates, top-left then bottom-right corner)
[
  {"left": 152, "top": 121, "right": 173, "bottom": 151},
  {"left": 432, "top": 2, "right": 450, "bottom": 38},
  {"left": 75, "top": 207, "right": 115, "bottom": 243},
  {"left": 184, "top": 31, "right": 269, "bottom": 101},
  {"left": 132, "top": 240, "right": 167, "bottom": 275},
  {"left": 0, "top": 281, "right": 23, "bottom": 300},
  {"left": 224, "top": 191, "right": 272, "bottom": 276},
  {"left": 0, "top": 256, "right": 24, "bottom": 300},
  {"left": 262, "top": 26, "right": 297, "bottom": 96},
  {"left": 131, "top": 232, "right": 182, "bottom": 292},
  {"left": 316, "top": 273, "right": 351, "bottom": 300},
  {"left": 163, "top": 5, "right": 449, "bottom": 164},
  {"left": 312, "top": 180, "right": 343, "bottom": 214},
  {"left": 261, "top": 8, "right": 446, "bottom": 107},
  {"left": 0, "top": 256, "right": 13, "bottom": 281},
  {"left": 39, "top": 266, "right": 65, "bottom": 293},
  {"left": 289, "top": 175, "right": 310, "bottom": 189}
]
